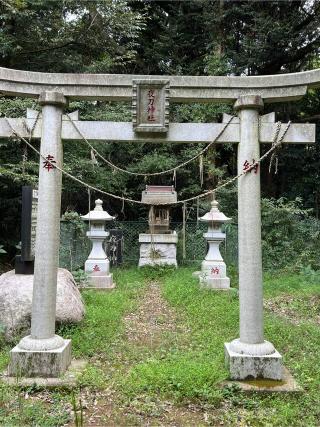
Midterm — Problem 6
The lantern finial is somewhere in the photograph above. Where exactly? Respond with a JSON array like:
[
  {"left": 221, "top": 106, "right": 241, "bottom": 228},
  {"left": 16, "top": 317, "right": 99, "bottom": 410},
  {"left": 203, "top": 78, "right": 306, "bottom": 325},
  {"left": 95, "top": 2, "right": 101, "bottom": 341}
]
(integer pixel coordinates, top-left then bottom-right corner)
[{"left": 95, "top": 199, "right": 103, "bottom": 211}]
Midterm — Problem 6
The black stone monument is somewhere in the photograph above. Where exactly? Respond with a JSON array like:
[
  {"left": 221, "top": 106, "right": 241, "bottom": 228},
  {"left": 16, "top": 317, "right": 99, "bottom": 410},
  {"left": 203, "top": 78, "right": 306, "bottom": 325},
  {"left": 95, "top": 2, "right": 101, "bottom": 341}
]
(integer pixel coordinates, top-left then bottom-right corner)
[
  {"left": 106, "top": 229, "right": 123, "bottom": 267},
  {"left": 15, "top": 186, "right": 38, "bottom": 274}
]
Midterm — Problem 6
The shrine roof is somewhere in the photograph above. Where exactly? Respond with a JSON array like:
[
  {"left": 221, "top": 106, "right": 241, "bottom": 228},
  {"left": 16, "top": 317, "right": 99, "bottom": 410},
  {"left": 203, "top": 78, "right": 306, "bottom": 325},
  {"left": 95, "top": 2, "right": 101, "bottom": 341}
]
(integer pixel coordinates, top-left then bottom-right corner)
[{"left": 141, "top": 185, "right": 177, "bottom": 205}]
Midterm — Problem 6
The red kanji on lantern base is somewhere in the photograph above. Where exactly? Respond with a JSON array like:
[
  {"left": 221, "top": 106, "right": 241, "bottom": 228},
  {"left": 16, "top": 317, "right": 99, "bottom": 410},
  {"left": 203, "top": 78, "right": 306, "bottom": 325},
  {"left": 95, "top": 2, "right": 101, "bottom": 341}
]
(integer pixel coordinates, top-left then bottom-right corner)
[
  {"left": 43, "top": 154, "right": 56, "bottom": 172},
  {"left": 243, "top": 159, "right": 258, "bottom": 174},
  {"left": 211, "top": 267, "right": 220, "bottom": 275},
  {"left": 93, "top": 264, "right": 100, "bottom": 272}
]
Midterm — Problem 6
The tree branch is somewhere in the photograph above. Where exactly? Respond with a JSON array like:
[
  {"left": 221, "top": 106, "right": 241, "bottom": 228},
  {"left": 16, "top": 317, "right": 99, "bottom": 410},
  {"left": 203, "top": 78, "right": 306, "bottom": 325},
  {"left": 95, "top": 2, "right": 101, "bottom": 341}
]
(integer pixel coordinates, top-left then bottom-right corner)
[
  {"left": 257, "top": 36, "right": 320, "bottom": 74},
  {"left": 20, "top": 41, "right": 76, "bottom": 55},
  {"left": 20, "top": 12, "right": 98, "bottom": 56},
  {"left": 300, "top": 114, "right": 320, "bottom": 122}
]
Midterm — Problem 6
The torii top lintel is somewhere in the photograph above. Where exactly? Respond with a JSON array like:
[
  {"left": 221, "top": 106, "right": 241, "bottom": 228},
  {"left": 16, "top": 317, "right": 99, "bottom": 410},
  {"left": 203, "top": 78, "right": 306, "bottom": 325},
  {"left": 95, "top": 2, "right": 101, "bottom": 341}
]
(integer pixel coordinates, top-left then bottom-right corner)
[{"left": 1, "top": 67, "right": 320, "bottom": 103}]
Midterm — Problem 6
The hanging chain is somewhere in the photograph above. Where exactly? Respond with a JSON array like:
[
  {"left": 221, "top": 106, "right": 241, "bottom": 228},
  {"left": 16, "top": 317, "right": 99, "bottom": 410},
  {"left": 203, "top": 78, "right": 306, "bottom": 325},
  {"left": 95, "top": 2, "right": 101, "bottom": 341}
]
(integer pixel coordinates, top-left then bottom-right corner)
[
  {"left": 199, "top": 154, "right": 204, "bottom": 187},
  {"left": 88, "top": 188, "right": 91, "bottom": 231},
  {"left": 182, "top": 202, "right": 186, "bottom": 260},
  {"left": 268, "top": 121, "right": 282, "bottom": 174},
  {"left": 196, "top": 197, "right": 200, "bottom": 227},
  {"left": 20, "top": 111, "right": 40, "bottom": 177},
  {"left": 22, "top": 143, "right": 27, "bottom": 176},
  {"left": 27, "top": 111, "right": 41, "bottom": 137}
]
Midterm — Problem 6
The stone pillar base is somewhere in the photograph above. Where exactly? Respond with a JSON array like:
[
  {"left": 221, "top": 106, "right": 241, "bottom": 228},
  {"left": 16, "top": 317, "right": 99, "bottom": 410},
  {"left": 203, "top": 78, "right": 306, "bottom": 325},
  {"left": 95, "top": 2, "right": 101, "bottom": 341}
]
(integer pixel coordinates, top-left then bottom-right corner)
[
  {"left": 200, "top": 275, "right": 230, "bottom": 289},
  {"left": 87, "top": 273, "right": 115, "bottom": 290},
  {"left": 138, "top": 233, "right": 178, "bottom": 267},
  {"left": 224, "top": 342, "right": 283, "bottom": 380},
  {"left": 9, "top": 339, "right": 71, "bottom": 378},
  {"left": 200, "top": 260, "right": 230, "bottom": 289}
]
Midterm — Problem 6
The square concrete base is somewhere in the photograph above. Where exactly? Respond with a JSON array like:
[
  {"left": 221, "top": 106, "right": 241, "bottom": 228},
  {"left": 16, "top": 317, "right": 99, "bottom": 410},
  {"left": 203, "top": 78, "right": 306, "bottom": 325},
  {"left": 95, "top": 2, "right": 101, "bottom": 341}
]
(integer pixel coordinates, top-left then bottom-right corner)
[
  {"left": 2, "top": 360, "right": 86, "bottom": 388},
  {"left": 83, "top": 282, "right": 116, "bottom": 291},
  {"left": 225, "top": 342, "right": 283, "bottom": 380},
  {"left": 9, "top": 339, "right": 71, "bottom": 378},
  {"left": 223, "top": 367, "right": 301, "bottom": 393},
  {"left": 138, "top": 234, "right": 178, "bottom": 268},
  {"left": 87, "top": 273, "right": 115, "bottom": 289},
  {"left": 200, "top": 276, "right": 230, "bottom": 289}
]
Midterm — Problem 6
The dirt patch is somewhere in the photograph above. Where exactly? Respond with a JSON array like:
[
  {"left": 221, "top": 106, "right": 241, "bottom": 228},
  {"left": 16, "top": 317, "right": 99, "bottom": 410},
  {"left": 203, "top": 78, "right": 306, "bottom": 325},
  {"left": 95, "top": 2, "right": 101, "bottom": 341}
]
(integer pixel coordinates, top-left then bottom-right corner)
[
  {"left": 124, "top": 281, "right": 189, "bottom": 349},
  {"left": 264, "top": 294, "right": 320, "bottom": 325},
  {"left": 81, "top": 393, "right": 217, "bottom": 426}
]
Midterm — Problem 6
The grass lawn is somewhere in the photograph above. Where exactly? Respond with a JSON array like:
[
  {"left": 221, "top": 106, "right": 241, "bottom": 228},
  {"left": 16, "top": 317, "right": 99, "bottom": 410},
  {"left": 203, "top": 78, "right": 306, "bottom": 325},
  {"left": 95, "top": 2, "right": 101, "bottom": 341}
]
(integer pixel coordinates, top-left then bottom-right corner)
[{"left": 0, "top": 266, "right": 320, "bottom": 426}]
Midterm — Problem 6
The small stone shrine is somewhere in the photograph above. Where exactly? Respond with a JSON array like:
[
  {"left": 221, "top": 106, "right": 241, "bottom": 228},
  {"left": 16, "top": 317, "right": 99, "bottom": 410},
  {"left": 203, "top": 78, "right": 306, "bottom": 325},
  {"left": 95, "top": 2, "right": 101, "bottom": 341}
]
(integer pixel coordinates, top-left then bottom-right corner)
[
  {"left": 81, "top": 199, "right": 115, "bottom": 289},
  {"left": 198, "top": 197, "right": 231, "bottom": 289},
  {"left": 139, "top": 185, "right": 178, "bottom": 267}
]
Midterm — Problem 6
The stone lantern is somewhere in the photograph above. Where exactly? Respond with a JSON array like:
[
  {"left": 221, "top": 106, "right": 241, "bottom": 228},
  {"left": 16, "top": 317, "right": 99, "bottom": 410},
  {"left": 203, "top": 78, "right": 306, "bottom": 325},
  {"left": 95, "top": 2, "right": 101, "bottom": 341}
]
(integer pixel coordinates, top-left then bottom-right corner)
[
  {"left": 81, "top": 199, "right": 115, "bottom": 289},
  {"left": 198, "top": 197, "right": 231, "bottom": 289}
]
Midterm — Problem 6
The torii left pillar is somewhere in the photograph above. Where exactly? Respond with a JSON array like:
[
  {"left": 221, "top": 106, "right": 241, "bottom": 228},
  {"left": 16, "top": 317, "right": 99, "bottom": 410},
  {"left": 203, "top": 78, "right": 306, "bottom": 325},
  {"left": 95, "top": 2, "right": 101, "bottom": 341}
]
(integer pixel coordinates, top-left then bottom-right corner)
[{"left": 9, "top": 91, "right": 72, "bottom": 377}]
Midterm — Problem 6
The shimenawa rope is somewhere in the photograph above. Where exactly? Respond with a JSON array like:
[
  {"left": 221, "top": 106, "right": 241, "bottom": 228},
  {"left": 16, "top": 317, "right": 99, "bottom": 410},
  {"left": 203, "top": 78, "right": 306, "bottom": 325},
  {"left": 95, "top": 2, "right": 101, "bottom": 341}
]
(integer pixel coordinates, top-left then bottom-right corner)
[
  {"left": 5, "top": 115, "right": 291, "bottom": 206},
  {"left": 65, "top": 113, "right": 234, "bottom": 177}
]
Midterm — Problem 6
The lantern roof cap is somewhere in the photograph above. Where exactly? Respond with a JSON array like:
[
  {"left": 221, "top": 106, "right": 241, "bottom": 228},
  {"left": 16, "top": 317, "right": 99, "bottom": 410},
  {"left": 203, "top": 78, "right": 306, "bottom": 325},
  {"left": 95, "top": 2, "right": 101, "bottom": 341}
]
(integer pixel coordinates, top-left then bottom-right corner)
[
  {"left": 199, "top": 199, "right": 231, "bottom": 223},
  {"left": 81, "top": 199, "right": 115, "bottom": 221}
]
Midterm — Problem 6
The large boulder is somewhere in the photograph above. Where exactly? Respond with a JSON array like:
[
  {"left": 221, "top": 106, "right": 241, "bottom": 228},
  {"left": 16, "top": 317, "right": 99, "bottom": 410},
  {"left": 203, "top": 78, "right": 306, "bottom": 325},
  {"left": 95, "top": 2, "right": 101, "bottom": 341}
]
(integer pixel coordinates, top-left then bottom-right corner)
[{"left": 0, "top": 268, "right": 85, "bottom": 342}]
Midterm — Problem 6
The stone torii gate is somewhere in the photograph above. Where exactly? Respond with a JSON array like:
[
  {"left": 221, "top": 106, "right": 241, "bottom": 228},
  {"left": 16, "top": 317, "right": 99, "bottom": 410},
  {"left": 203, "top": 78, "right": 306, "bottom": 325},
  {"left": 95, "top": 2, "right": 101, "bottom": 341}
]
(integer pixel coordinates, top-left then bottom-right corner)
[{"left": 0, "top": 67, "right": 316, "bottom": 380}]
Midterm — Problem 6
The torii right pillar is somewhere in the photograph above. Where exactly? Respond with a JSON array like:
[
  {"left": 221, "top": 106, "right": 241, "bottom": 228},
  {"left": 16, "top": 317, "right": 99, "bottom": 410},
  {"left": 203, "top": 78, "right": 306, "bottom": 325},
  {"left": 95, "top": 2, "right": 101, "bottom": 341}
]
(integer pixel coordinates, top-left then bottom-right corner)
[{"left": 225, "top": 95, "right": 282, "bottom": 380}]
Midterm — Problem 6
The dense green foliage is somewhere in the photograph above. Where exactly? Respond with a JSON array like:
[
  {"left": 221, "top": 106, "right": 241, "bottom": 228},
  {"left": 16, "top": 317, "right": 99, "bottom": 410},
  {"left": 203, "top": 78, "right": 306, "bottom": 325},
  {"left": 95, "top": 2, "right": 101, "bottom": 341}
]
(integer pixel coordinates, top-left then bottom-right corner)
[
  {"left": 261, "top": 198, "right": 320, "bottom": 271},
  {"left": 0, "top": 0, "right": 320, "bottom": 267}
]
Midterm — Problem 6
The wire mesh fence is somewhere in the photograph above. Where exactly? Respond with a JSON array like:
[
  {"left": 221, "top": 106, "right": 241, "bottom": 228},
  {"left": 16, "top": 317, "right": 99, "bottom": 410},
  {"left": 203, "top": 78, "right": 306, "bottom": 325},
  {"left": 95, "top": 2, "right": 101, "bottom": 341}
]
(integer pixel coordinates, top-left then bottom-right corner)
[{"left": 59, "top": 220, "right": 238, "bottom": 270}]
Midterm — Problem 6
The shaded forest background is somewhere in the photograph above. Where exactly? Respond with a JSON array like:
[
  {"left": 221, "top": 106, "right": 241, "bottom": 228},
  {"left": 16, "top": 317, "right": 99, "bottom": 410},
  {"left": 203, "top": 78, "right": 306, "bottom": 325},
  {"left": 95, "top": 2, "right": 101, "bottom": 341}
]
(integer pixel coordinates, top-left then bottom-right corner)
[{"left": 0, "top": 0, "right": 320, "bottom": 265}]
